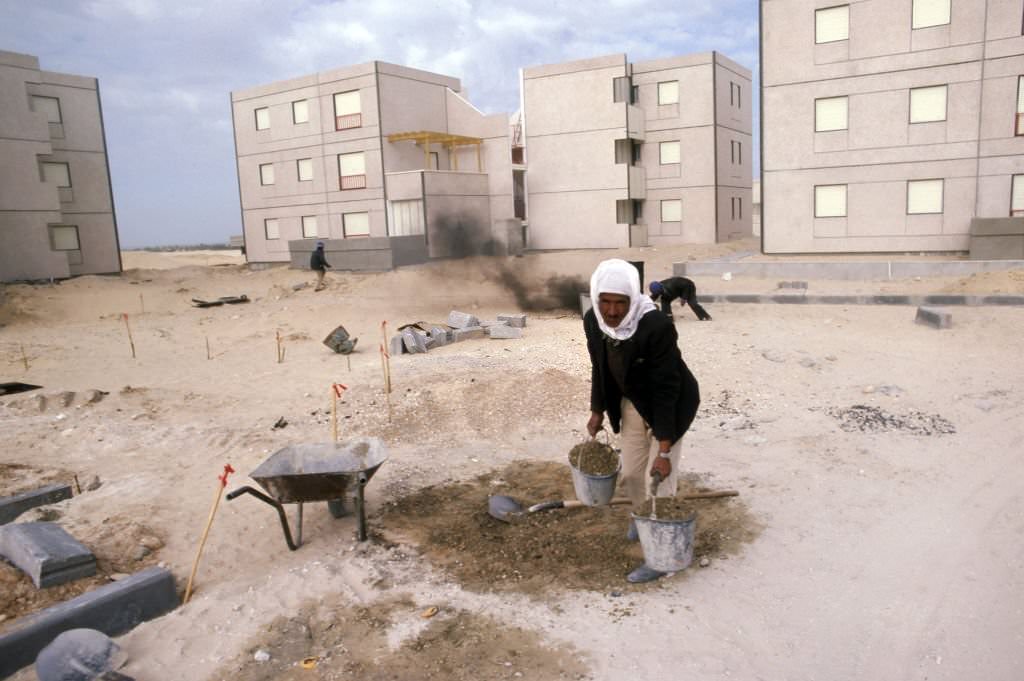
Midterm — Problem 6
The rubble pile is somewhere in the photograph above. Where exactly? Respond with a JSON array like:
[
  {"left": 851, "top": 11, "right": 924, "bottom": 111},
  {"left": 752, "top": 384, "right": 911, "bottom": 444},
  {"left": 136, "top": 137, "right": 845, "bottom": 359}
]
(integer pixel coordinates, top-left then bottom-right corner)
[{"left": 389, "top": 311, "right": 527, "bottom": 355}]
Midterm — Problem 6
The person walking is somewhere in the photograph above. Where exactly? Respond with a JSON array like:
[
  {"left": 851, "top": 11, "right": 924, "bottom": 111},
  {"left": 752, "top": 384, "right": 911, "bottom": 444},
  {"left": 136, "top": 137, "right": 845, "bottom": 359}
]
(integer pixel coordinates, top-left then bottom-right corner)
[
  {"left": 310, "top": 241, "right": 330, "bottom": 291},
  {"left": 648, "top": 277, "right": 712, "bottom": 320},
  {"left": 584, "top": 259, "right": 701, "bottom": 583}
]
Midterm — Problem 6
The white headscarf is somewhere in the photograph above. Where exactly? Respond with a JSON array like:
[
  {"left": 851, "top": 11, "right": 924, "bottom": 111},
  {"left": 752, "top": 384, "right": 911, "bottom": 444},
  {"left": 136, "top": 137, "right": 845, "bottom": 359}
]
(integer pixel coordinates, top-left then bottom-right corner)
[{"left": 589, "top": 259, "right": 657, "bottom": 341}]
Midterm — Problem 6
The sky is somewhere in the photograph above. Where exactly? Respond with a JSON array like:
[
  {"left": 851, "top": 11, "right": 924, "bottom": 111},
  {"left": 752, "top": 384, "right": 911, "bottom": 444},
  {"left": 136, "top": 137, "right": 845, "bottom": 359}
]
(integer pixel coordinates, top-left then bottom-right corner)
[{"left": 0, "top": 0, "right": 760, "bottom": 248}]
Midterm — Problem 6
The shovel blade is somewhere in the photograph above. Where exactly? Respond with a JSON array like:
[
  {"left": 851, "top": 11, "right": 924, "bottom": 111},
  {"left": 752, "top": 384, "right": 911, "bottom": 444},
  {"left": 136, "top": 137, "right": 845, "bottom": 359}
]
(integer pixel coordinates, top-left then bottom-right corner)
[{"left": 488, "top": 494, "right": 525, "bottom": 523}]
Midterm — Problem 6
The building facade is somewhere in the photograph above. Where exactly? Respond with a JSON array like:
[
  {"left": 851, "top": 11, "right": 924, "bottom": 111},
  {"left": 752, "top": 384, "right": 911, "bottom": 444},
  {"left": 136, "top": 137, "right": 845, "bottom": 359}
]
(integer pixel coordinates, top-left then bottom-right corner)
[
  {"left": 761, "top": 0, "right": 1024, "bottom": 253},
  {"left": 231, "top": 61, "right": 516, "bottom": 268},
  {"left": 0, "top": 50, "right": 120, "bottom": 282},
  {"left": 521, "top": 52, "right": 753, "bottom": 250}
]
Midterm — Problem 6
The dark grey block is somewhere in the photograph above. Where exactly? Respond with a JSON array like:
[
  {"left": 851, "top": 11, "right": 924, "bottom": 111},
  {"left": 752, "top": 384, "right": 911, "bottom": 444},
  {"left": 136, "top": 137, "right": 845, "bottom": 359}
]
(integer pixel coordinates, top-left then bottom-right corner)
[
  {"left": 0, "top": 567, "right": 178, "bottom": 678},
  {"left": 770, "top": 294, "right": 808, "bottom": 304},
  {"left": 724, "top": 294, "right": 762, "bottom": 303},
  {"left": 922, "top": 295, "right": 968, "bottom": 306},
  {"left": 915, "top": 306, "right": 952, "bottom": 329},
  {"left": 980, "top": 295, "right": 1024, "bottom": 305},
  {"left": 497, "top": 314, "right": 527, "bottom": 328},
  {"left": 810, "top": 295, "right": 863, "bottom": 305},
  {"left": 428, "top": 326, "right": 448, "bottom": 347},
  {"left": 872, "top": 295, "right": 912, "bottom": 305},
  {"left": 488, "top": 325, "right": 522, "bottom": 339},
  {"left": 452, "top": 326, "right": 486, "bottom": 342},
  {"left": 36, "top": 628, "right": 121, "bottom": 681},
  {"left": 447, "top": 310, "right": 479, "bottom": 329},
  {"left": 388, "top": 334, "right": 404, "bottom": 356},
  {"left": 0, "top": 484, "right": 73, "bottom": 525},
  {"left": 777, "top": 281, "right": 808, "bottom": 289},
  {"left": 0, "top": 522, "right": 96, "bottom": 588},
  {"left": 401, "top": 328, "right": 427, "bottom": 354}
]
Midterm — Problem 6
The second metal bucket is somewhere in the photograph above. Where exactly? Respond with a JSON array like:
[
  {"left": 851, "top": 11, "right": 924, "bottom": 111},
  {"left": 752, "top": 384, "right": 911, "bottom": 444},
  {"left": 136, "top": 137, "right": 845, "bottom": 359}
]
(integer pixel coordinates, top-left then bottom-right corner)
[
  {"left": 631, "top": 512, "right": 697, "bottom": 572},
  {"left": 569, "top": 456, "right": 620, "bottom": 506}
]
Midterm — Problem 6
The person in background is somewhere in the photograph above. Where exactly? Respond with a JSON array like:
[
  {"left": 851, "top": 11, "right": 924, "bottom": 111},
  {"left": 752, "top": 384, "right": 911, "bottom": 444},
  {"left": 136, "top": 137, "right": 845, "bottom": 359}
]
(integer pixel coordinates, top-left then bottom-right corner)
[
  {"left": 648, "top": 277, "right": 712, "bottom": 321},
  {"left": 310, "top": 241, "right": 330, "bottom": 291},
  {"left": 584, "top": 259, "right": 701, "bottom": 583}
]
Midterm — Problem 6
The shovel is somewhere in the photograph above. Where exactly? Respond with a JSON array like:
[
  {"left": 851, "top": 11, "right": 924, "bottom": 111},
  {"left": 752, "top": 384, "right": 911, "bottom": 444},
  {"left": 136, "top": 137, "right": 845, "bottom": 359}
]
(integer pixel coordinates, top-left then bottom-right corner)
[{"left": 488, "top": 489, "right": 739, "bottom": 523}]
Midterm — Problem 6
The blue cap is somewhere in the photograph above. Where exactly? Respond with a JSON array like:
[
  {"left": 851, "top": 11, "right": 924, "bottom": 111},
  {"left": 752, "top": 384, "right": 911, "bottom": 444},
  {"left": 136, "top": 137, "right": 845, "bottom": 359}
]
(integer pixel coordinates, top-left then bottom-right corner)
[
  {"left": 649, "top": 281, "right": 663, "bottom": 295},
  {"left": 316, "top": 241, "right": 324, "bottom": 247}
]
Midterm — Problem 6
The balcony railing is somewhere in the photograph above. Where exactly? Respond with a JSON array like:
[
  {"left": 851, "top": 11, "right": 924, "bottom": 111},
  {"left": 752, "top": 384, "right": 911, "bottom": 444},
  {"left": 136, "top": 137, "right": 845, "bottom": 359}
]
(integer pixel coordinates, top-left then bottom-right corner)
[
  {"left": 335, "top": 113, "right": 362, "bottom": 131},
  {"left": 339, "top": 174, "right": 366, "bottom": 190}
]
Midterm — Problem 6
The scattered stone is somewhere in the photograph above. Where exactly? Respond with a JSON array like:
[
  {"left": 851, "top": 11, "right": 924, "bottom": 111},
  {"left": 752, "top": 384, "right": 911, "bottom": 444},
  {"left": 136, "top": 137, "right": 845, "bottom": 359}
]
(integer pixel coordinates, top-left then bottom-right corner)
[
  {"left": 322, "top": 325, "right": 358, "bottom": 354},
  {"left": 862, "top": 385, "right": 875, "bottom": 394},
  {"left": 915, "top": 306, "right": 952, "bottom": 329},
  {"left": 761, "top": 350, "right": 786, "bottom": 363},
  {"left": 699, "top": 557, "right": 711, "bottom": 568},
  {"left": 825, "top": 355, "right": 837, "bottom": 362},
  {"left": 497, "top": 313, "right": 527, "bottom": 328},
  {"left": 132, "top": 545, "right": 151, "bottom": 561},
  {"left": 254, "top": 649, "right": 271, "bottom": 663},
  {"left": 875, "top": 384, "right": 904, "bottom": 396},
  {"left": 401, "top": 328, "right": 428, "bottom": 354},
  {"left": 85, "top": 476, "right": 102, "bottom": 492},
  {"left": 609, "top": 590, "right": 623, "bottom": 598},
  {"left": 827, "top": 405, "right": 955, "bottom": 435},
  {"left": 0, "top": 522, "right": 97, "bottom": 588},
  {"left": 798, "top": 357, "right": 817, "bottom": 369},
  {"left": 452, "top": 326, "right": 486, "bottom": 342},
  {"left": 488, "top": 325, "right": 522, "bottom": 340},
  {"left": 0, "top": 484, "right": 73, "bottom": 525},
  {"left": 292, "top": 282, "right": 309, "bottom": 291},
  {"left": 82, "top": 389, "right": 108, "bottom": 405},
  {"left": 139, "top": 535, "right": 163, "bottom": 551},
  {"left": 272, "top": 417, "right": 288, "bottom": 430},
  {"left": 447, "top": 310, "right": 480, "bottom": 329},
  {"left": 719, "top": 416, "right": 753, "bottom": 431}
]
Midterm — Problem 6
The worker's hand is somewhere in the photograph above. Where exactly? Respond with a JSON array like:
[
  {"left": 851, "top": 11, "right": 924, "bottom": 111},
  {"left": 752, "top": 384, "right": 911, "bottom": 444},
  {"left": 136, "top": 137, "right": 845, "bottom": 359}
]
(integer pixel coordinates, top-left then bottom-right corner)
[
  {"left": 586, "top": 411, "right": 604, "bottom": 438},
  {"left": 650, "top": 455, "right": 671, "bottom": 481}
]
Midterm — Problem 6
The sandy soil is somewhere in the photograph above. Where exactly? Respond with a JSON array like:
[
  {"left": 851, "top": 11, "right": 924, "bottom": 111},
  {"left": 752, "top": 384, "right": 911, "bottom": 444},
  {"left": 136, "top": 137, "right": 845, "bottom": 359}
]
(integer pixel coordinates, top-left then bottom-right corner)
[{"left": 1, "top": 244, "right": 1023, "bottom": 680}]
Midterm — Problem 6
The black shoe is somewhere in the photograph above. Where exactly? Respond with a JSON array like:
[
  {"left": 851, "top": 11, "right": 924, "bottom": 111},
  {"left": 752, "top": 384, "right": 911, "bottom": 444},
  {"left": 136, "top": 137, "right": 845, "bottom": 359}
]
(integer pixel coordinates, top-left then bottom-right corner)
[{"left": 626, "top": 564, "right": 666, "bottom": 583}]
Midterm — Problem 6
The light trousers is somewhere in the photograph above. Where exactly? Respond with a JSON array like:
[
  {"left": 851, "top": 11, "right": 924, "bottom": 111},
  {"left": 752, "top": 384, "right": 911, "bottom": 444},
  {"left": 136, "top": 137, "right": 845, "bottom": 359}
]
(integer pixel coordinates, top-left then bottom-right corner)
[{"left": 619, "top": 398, "right": 684, "bottom": 510}]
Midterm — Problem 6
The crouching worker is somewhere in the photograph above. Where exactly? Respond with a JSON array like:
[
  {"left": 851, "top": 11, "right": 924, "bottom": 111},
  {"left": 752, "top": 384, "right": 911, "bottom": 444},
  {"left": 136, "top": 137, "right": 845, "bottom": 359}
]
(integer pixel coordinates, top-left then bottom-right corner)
[
  {"left": 584, "top": 259, "right": 700, "bottom": 583},
  {"left": 649, "top": 277, "right": 712, "bottom": 321}
]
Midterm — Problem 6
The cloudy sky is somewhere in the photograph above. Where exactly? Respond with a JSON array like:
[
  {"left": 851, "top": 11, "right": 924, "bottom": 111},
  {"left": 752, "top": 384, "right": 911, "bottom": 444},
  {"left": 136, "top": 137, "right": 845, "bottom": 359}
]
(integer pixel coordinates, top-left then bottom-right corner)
[{"left": 1, "top": 0, "right": 759, "bottom": 248}]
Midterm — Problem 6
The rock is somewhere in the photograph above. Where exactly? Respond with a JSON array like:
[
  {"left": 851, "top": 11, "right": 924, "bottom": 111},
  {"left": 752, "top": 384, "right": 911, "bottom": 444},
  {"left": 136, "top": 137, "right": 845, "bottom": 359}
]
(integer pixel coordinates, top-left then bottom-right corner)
[
  {"left": 447, "top": 310, "right": 480, "bottom": 329},
  {"left": 58, "top": 392, "right": 75, "bottom": 408},
  {"left": 254, "top": 649, "right": 271, "bottom": 662},
  {"left": 761, "top": 350, "right": 786, "bottom": 363},
  {"left": 699, "top": 557, "right": 711, "bottom": 568},
  {"left": 132, "top": 545, "right": 151, "bottom": 562},
  {"left": 862, "top": 385, "right": 875, "bottom": 394},
  {"left": 401, "top": 328, "right": 428, "bottom": 354},
  {"left": 85, "top": 476, "right": 102, "bottom": 492},
  {"left": 139, "top": 536, "right": 163, "bottom": 551},
  {"left": 825, "top": 355, "right": 837, "bottom": 362},
  {"left": 83, "top": 389, "right": 108, "bottom": 405},
  {"left": 798, "top": 357, "right": 817, "bottom": 369}
]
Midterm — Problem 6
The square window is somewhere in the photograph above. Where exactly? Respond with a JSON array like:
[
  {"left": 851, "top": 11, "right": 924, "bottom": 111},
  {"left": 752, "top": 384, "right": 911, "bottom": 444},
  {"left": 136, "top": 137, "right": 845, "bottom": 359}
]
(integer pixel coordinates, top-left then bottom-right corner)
[
  {"left": 1016, "top": 76, "right": 1024, "bottom": 135},
  {"left": 912, "top": 0, "right": 950, "bottom": 29},
  {"left": 661, "top": 199, "right": 682, "bottom": 222},
  {"left": 49, "top": 224, "right": 79, "bottom": 250},
  {"left": 297, "top": 158, "right": 313, "bottom": 182},
  {"left": 343, "top": 212, "right": 371, "bottom": 238},
  {"left": 633, "top": 200, "right": 643, "bottom": 220},
  {"left": 657, "top": 81, "right": 679, "bottom": 105},
  {"left": 264, "top": 218, "right": 280, "bottom": 240},
  {"left": 659, "top": 141, "right": 680, "bottom": 165},
  {"left": 815, "top": 96, "right": 849, "bottom": 131},
  {"left": 388, "top": 200, "right": 425, "bottom": 236},
  {"left": 338, "top": 152, "right": 366, "bottom": 189},
  {"left": 816, "top": 5, "right": 850, "bottom": 43},
  {"left": 292, "top": 100, "right": 309, "bottom": 124},
  {"left": 31, "top": 95, "right": 62, "bottom": 123},
  {"left": 334, "top": 90, "right": 361, "bottom": 130},
  {"left": 1011, "top": 175, "right": 1024, "bottom": 215},
  {"left": 730, "top": 140, "right": 743, "bottom": 164},
  {"left": 815, "top": 184, "right": 847, "bottom": 217},
  {"left": 301, "top": 216, "right": 318, "bottom": 238},
  {"left": 730, "top": 82, "right": 742, "bottom": 108},
  {"left": 259, "top": 163, "right": 275, "bottom": 185},
  {"left": 255, "top": 107, "right": 270, "bottom": 130},
  {"left": 910, "top": 85, "right": 947, "bottom": 123},
  {"left": 632, "top": 142, "right": 642, "bottom": 164},
  {"left": 907, "top": 179, "right": 944, "bottom": 214},
  {"left": 41, "top": 162, "right": 71, "bottom": 187}
]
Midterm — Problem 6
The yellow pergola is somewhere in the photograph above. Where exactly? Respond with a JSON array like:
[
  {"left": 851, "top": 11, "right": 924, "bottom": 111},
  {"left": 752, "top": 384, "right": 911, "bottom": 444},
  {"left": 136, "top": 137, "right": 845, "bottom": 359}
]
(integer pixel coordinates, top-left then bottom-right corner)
[{"left": 386, "top": 131, "right": 484, "bottom": 172}]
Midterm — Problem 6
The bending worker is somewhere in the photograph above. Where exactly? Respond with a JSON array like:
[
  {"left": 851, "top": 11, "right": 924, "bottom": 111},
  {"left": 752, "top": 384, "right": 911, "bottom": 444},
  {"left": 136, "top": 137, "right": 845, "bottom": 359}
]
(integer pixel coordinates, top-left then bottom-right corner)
[
  {"left": 649, "top": 276, "right": 712, "bottom": 321},
  {"left": 584, "top": 259, "right": 701, "bottom": 583}
]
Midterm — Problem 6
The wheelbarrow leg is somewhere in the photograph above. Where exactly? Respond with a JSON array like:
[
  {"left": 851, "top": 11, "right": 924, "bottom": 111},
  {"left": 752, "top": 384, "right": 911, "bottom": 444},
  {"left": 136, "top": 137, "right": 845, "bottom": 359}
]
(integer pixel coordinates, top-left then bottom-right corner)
[
  {"left": 356, "top": 472, "right": 368, "bottom": 541},
  {"left": 297, "top": 502, "right": 304, "bottom": 547},
  {"left": 226, "top": 486, "right": 301, "bottom": 551}
]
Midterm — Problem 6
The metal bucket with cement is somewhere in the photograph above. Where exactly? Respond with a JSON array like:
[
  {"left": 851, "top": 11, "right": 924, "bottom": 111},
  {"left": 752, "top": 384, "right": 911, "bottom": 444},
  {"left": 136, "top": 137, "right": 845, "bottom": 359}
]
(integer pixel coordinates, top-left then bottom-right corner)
[
  {"left": 569, "top": 455, "right": 620, "bottom": 506},
  {"left": 631, "top": 511, "right": 697, "bottom": 572}
]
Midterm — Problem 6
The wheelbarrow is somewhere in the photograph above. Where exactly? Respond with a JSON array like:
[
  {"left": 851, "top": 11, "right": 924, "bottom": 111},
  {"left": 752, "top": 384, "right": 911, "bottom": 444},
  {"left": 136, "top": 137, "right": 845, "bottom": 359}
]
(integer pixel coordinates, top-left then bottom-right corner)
[{"left": 226, "top": 437, "right": 387, "bottom": 550}]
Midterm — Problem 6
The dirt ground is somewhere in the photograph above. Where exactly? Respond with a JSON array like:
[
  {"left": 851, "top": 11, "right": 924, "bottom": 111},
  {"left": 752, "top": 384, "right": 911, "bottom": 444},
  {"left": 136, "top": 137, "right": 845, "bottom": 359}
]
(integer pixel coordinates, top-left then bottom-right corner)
[{"left": 1, "top": 241, "right": 1023, "bottom": 680}]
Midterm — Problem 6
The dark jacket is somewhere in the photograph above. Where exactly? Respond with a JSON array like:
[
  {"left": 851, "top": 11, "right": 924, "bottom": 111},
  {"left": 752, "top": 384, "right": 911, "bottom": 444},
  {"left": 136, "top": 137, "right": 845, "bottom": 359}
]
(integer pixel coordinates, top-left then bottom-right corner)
[
  {"left": 310, "top": 248, "right": 330, "bottom": 271},
  {"left": 652, "top": 276, "right": 695, "bottom": 304},
  {"left": 584, "top": 307, "right": 700, "bottom": 443}
]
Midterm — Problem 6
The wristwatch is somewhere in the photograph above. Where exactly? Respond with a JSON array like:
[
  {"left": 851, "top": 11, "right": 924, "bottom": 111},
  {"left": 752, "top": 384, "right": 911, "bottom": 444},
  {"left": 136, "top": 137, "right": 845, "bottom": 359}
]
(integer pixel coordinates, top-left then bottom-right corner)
[{"left": 656, "top": 451, "right": 671, "bottom": 459}]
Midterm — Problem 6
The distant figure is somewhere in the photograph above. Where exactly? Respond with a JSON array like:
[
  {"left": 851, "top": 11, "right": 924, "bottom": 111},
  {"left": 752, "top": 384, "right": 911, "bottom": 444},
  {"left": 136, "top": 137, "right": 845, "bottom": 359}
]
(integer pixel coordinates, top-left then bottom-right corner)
[
  {"left": 648, "top": 277, "right": 712, "bottom": 321},
  {"left": 310, "top": 241, "right": 330, "bottom": 291}
]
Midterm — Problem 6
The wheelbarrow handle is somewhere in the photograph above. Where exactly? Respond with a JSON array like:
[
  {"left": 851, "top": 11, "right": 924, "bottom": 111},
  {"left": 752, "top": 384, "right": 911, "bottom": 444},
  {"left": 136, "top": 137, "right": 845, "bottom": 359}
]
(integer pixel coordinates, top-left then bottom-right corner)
[{"left": 225, "top": 486, "right": 301, "bottom": 551}]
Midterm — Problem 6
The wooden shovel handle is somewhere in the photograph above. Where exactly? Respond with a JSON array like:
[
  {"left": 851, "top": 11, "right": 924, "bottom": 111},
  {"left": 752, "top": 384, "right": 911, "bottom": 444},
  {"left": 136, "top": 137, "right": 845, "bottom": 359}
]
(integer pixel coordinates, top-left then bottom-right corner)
[{"left": 559, "top": 490, "right": 739, "bottom": 511}]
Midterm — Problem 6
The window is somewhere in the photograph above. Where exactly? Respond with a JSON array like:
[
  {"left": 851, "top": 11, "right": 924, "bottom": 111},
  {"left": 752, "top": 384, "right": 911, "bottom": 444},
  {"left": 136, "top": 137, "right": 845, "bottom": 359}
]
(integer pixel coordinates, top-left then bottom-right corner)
[
  {"left": 343, "top": 212, "right": 371, "bottom": 238},
  {"left": 912, "top": 0, "right": 950, "bottom": 29},
  {"left": 815, "top": 96, "right": 849, "bottom": 131},
  {"left": 632, "top": 141, "right": 642, "bottom": 164},
  {"left": 259, "top": 163, "right": 275, "bottom": 185},
  {"left": 815, "top": 185, "right": 847, "bottom": 217},
  {"left": 907, "top": 179, "right": 944, "bottom": 214},
  {"left": 612, "top": 76, "right": 632, "bottom": 103},
  {"left": 41, "top": 162, "right": 71, "bottom": 187},
  {"left": 297, "top": 158, "right": 313, "bottom": 182},
  {"left": 255, "top": 107, "right": 270, "bottom": 130},
  {"left": 815, "top": 5, "right": 849, "bottom": 43},
  {"left": 31, "top": 95, "right": 62, "bottom": 122},
  {"left": 334, "top": 91, "right": 361, "bottom": 130},
  {"left": 388, "top": 200, "right": 425, "bottom": 236},
  {"left": 292, "top": 100, "right": 309, "bottom": 124},
  {"left": 730, "top": 82, "right": 742, "bottom": 108},
  {"left": 633, "top": 200, "right": 643, "bottom": 220},
  {"left": 731, "top": 140, "right": 742, "bottom": 164},
  {"left": 731, "top": 197, "right": 743, "bottom": 220},
  {"left": 658, "top": 81, "right": 679, "bottom": 105},
  {"left": 631, "top": 84, "right": 640, "bottom": 104},
  {"left": 1016, "top": 76, "right": 1024, "bottom": 135},
  {"left": 1012, "top": 175, "right": 1024, "bottom": 216},
  {"left": 338, "top": 152, "right": 366, "bottom": 190},
  {"left": 264, "top": 218, "right": 280, "bottom": 240},
  {"left": 659, "top": 141, "right": 680, "bottom": 164},
  {"left": 301, "top": 216, "right": 318, "bottom": 238},
  {"left": 661, "top": 199, "right": 682, "bottom": 222},
  {"left": 429, "top": 151, "right": 439, "bottom": 170},
  {"left": 49, "top": 225, "right": 79, "bottom": 250},
  {"left": 910, "top": 85, "right": 947, "bottom": 123}
]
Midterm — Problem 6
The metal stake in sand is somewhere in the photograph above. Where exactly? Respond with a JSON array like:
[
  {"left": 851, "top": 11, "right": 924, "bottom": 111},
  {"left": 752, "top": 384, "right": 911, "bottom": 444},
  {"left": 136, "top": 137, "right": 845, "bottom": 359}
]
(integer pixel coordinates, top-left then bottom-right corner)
[
  {"left": 205, "top": 336, "right": 211, "bottom": 360},
  {"left": 331, "top": 383, "right": 348, "bottom": 441},
  {"left": 276, "top": 330, "right": 284, "bottom": 363},
  {"left": 122, "top": 313, "right": 136, "bottom": 359},
  {"left": 139, "top": 292, "right": 145, "bottom": 315},
  {"left": 20, "top": 344, "right": 29, "bottom": 371},
  {"left": 184, "top": 463, "right": 235, "bottom": 604}
]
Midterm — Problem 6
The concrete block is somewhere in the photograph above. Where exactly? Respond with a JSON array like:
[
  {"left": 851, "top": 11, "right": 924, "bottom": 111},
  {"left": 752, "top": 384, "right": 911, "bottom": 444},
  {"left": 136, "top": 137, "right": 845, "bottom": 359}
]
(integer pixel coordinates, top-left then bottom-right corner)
[
  {"left": 497, "top": 314, "right": 527, "bottom": 328},
  {"left": 401, "top": 329, "right": 428, "bottom": 354},
  {"left": 0, "top": 566, "right": 178, "bottom": 678},
  {"left": 388, "top": 334, "right": 405, "bottom": 357},
  {"left": 0, "top": 484, "right": 73, "bottom": 525},
  {"left": 777, "top": 281, "right": 808, "bottom": 289},
  {"left": 0, "top": 522, "right": 96, "bottom": 588},
  {"left": 915, "top": 306, "right": 952, "bottom": 329},
  {"left": 447, "top": 310, "right": 479, "bottom": 329},
  {"left": 479, "top": 320, "right": 504, "bottom": 328},
  {"left": 428, "top": 327, "right": 448, "bottom": 347},
  {"left": 488, "top": 325, "right": 523, "bottom": 339},
  {"left": 452, "top": 326, "right": 486, "bottom": 342}
]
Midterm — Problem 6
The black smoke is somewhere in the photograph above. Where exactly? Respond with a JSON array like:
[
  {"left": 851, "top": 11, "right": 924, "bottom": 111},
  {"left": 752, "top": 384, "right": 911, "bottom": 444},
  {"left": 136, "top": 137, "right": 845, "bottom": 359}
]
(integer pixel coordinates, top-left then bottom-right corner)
[{"left": 494, "top": 263, "right": 587, "bottom": 312}]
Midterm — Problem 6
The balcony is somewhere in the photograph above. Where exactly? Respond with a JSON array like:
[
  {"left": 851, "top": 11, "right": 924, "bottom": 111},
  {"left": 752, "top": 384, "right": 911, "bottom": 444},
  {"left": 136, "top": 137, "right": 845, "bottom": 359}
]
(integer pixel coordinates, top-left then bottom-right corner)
[
  {"left": 339, "top": 174, "right": 367, "bottom": 190},
  {"left": 627, "top": 104, "right": 645, "bottom": 141},
  {"left": 628, "top": 164, "right": 646, "bottom": 199},
  {"left": 335, "top": 113, "right": 362, "bottom": 131}
]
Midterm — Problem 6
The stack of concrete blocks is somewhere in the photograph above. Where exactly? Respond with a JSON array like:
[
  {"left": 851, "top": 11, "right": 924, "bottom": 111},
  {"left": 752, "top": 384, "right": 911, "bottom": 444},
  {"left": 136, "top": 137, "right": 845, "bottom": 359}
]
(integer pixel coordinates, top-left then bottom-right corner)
[
  {"left": 387, "top": 311, "right": 527, "bottom": 354},
  {"left": 448, "top": 310, "right": 487, "bottom": 342},
  {"left": 484, "top": 313, "right": 527, "bottom": 339}
]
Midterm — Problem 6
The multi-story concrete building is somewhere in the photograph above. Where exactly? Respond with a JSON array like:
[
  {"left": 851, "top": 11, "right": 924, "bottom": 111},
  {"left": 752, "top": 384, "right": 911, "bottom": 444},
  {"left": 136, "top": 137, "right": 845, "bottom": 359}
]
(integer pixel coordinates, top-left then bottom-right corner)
[
  {"left": 761, "top": 0, "right": 1024, "bottom": 254},
  {"left": 0, "top": 50, "right": 120, "bottom": 282},
  {"left": 231, "top": 61, "right": 517, "bottom": 268},
  {"left": 521, "top": 52, "right": 753, "bottom": 250}
]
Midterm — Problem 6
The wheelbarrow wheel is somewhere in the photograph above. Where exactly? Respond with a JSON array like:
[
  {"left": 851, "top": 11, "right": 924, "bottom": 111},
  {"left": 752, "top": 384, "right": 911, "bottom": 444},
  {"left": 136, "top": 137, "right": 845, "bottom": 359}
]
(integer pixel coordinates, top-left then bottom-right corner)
[{"left": 327, "top": 498, "right": 349, "bottom": 518}]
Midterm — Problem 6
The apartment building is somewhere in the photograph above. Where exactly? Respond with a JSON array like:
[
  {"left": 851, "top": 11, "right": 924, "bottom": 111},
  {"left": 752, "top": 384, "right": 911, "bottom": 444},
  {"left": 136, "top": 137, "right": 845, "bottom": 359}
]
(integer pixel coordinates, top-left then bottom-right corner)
[
  {"left": 521, "top": 52, "right": 753, "bottom": 250},
  {"left": 232, "top": 61, "right": 517, "bottom": 268},
  {"left": 0, "top": 50, "right": 120, "bottom": 282},
  {"left": 761, "top": 0, "right": 1024, "bottom": 253}
]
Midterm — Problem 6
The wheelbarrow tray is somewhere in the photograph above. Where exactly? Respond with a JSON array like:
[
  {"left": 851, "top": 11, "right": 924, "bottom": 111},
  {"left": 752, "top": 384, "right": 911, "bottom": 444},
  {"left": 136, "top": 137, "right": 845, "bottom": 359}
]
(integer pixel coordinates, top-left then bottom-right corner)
[{"left": 250, "top": 440, "right": 387, "bottom": 503}]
